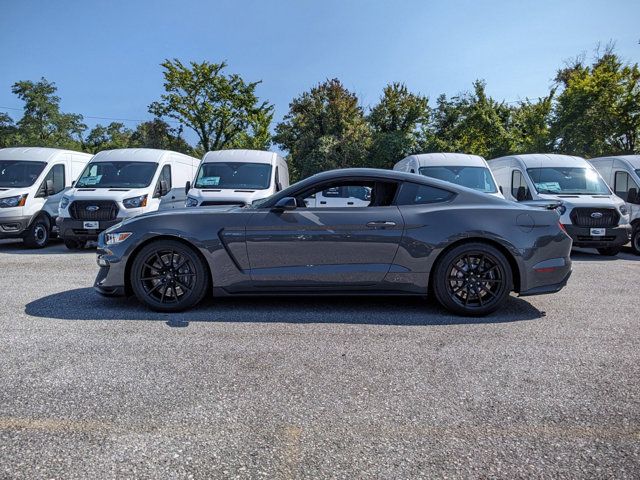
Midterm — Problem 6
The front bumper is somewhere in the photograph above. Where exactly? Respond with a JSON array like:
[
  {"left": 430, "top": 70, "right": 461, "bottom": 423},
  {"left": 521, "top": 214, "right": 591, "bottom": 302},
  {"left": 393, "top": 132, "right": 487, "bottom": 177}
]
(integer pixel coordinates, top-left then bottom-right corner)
[
  {"left": 563, "top": 224, "right": 632, "bottom": 248},
  {"left": 0, "top": 215, "right": 31, "bottom": 238},
  {"left": 57, "top": 217, "right": 122, "bottom": 241}
]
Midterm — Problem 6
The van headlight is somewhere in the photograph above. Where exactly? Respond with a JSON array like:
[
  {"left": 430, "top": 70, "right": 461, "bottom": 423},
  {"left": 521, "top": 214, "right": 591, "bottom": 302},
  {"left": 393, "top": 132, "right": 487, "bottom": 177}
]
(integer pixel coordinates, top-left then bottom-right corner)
[
  {"left": 0, "top": 194, "right": 28, "bottom": 208},
  {"left": 619, "top": 204, "right": 628, "bottom": 215},
  {"left": 123, "top": 194, "right": 148, "bottom": 209},
  {"left": 185, "top": 196, "right": 199, "bottom": 207},
  {"left": 104, "top": 232, "right": 133, "bottom": 245},
  {"left": 59, "top": 196, "right": 70, "bottom": 209}
]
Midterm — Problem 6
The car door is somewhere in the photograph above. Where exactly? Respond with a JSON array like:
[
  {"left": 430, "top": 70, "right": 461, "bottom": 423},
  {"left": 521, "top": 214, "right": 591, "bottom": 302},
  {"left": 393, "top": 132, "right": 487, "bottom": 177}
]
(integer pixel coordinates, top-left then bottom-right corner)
[{"left": 245, "top": 183, "right": 404, "bottom": 287}]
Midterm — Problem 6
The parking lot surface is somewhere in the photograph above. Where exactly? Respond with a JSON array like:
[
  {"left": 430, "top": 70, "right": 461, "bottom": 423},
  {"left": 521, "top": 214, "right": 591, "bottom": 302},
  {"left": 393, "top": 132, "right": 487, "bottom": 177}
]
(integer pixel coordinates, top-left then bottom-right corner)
[{"left": 0, "top": 239, "right": 638, "bottom": 479}]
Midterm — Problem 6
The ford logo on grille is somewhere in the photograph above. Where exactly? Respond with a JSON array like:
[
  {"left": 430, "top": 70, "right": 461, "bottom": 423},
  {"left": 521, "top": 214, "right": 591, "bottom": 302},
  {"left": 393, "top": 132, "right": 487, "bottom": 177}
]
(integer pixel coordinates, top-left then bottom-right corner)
[
  {"left": 590, "top": 212, "right": 603, "bottom": 219},
  {"left": 86, "top": 205, "right": 100, "bottom": 212}
]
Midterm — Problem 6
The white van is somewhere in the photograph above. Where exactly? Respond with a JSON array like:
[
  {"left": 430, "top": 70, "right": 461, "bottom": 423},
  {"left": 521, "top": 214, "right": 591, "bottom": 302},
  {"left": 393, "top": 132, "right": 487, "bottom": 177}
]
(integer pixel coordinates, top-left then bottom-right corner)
[
  {"left": 186, "top": 149, "right": 289, "bottom": 207},
  {"left": 57, "top": 148, "right": 199, "bottom": 249},
  {"left": 0, "top": 147, "right": 92, "bottom": 248},
  {"left": 490, "top": 153, "right": 631, "bottom": 256},
  {"left": 393, "top": 152, "right": 503, "bottom": 197},
  {"left": 589, "top": 155, "right": 640, "bottom": 254}
]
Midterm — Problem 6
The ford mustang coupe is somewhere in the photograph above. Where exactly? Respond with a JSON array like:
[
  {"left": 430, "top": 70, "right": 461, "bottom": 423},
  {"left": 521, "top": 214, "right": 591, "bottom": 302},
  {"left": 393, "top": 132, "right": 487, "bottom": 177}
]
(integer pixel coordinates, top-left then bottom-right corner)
[{"left": 94, "top": 168, "right": 572, "bottom": 316}]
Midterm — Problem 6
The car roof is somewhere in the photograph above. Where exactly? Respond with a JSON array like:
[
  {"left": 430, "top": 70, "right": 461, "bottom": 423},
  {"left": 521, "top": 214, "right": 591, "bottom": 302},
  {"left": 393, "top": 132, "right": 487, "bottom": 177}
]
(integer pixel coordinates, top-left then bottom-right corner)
[
  {"left": 405, "top": 152, "right": 488, "bottom": 167},
  {"left": 0, "top": 147, "right": 91, "bottom": 162},
  {"left": 492, "top": 153, "right": 588, "bottom": 168},
  {"left": 90, "top": 148, "right": 194, "bottom": 163},
  {"left": 202, "top": 149, "right": 280, "bottom": 164},
  {"left": 591, "top": 155, "right": 640, "bottom": 169}
]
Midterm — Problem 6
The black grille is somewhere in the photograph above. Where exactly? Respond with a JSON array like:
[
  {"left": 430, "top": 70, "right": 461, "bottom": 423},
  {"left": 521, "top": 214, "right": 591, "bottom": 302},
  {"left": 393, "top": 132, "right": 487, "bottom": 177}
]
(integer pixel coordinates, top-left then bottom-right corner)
[
  {"left": 570, "top": 208, "right": 619, "bottom": 228},
  {"left": 69, "top": 200, "right": 119, "bottom": 221},
  {"left": 200, "top": 201, "right": 245, "bottom": 207}
]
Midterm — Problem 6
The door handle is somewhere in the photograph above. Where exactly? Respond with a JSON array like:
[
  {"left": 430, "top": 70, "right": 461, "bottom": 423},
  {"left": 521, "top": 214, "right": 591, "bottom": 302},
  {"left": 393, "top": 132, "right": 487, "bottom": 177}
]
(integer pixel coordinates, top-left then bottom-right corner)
[{"left": 366, "top": 221, "right": 397, "bottom": 228}]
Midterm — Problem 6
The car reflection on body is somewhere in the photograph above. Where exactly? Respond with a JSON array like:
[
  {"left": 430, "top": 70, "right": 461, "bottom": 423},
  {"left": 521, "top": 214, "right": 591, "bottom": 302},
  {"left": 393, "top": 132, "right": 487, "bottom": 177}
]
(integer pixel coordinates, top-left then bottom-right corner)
[{"left": 95, "top": 168, "right": 572, "bottom": 316}]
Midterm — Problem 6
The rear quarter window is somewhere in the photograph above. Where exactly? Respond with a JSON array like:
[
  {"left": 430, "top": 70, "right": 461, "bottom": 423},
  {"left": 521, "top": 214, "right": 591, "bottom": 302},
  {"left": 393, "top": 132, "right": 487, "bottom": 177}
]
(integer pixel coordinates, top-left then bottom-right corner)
[{"left": 395, "top": 182, "right": 455, "bottom": 205}]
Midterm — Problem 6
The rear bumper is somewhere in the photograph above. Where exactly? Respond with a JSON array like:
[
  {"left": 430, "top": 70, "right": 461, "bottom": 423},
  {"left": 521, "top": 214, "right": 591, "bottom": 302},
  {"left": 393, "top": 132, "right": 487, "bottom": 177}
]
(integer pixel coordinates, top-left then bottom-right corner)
[
  {"left": 57, "top": 217, "right": 122, "bottom": 241},
  {"left": 0, "top": 215, "right": 31, "bottom": 238},
  {"left": 564, "top": 224, "right": 631, "bottom": 248},
  {"left": 519, "top": 256, "right": 572, "bottom": 297},
  {"left": 519, "top": 269, "right": 572, "bottom": 297}
]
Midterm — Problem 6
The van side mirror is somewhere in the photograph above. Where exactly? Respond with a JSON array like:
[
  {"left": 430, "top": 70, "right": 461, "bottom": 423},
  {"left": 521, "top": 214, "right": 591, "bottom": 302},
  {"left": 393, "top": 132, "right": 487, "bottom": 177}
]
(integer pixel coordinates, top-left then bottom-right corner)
[
  {"left": 272, "top": 197, "right": 297, "bottom": 211},
  {"left": 185, "top": 180, "right": 191, "bottom": 196},
  {"left": 516, "top": 186, "right": 527, "bottom": 201},
  {"left": 71, "top": 180, "right": 76, "bottom": 187},
  {"left": 276, "top": 181, "right": 283, "bottom": 192},
  {"left": 36, "top": 179, "right": 55, "bottom": 197},
  {"left": 499, "top": 185, "right": 504, "bottom": 194},
  {"left": 155, "top": 179, "right": 169, "bottom": 198},
  {"left": 627, "top": 187, "right": 638, "bottom": 204}
]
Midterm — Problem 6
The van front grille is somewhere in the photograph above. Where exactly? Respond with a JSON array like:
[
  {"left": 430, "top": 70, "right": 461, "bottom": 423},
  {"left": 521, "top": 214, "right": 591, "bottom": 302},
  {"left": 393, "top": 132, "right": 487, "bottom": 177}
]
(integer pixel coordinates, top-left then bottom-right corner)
[
  {"left": 69, "top": 200, "right": 119, "bottom": 221},
  {"left": 570, "top": 208, "right": 618, "bottom": 228}
]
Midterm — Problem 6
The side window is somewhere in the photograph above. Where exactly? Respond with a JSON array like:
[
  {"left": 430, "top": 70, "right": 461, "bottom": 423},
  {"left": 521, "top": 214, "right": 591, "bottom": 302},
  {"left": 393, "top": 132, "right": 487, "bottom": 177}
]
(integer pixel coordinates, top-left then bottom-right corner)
[
  {"left": 302, "top": 181, "right": 393, "bottom": 208},
  {"left": 614, "top": 171, "right": 638, "bottom": 202},
  {"left": 159, "top": 164, "right": 172, "bottom": 191},
  {"left": 43, "top": 164, "right": 66, "bottom": 194},
  {"left": 511, "top": 170, "right": 531, "bottom": 201},
  {"left": 395, "top": 182, "right": 455, "bottom": 205}
]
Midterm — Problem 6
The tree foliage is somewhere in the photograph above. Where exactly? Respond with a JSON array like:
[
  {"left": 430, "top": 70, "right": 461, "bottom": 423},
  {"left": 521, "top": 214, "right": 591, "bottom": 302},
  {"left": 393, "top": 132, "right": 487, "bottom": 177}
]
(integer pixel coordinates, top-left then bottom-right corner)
[
  {"left": 274, "top": 79, "right": 371, "bottom": 180},
  {"left": 149, "top": 59, "right": 274, "bottom": 152}
]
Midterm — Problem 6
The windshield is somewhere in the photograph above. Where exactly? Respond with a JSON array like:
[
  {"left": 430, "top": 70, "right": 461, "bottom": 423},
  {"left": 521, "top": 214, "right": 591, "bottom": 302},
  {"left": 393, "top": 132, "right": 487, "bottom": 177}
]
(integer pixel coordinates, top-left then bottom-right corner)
[
  {"left": 526, "top": 167, "right": 610, "bottom": 195},
  {"left": 76, "top": 162, "right": 158, "bottom": 188},
  {"left": 194, "top": 162, "right": 272, "bottom": 190},
  {"left": 0, "top": 161, "right": 47, "bottom": 188},
  {"left": 418, "top": 166, "right": 497, "bottom": 193}
]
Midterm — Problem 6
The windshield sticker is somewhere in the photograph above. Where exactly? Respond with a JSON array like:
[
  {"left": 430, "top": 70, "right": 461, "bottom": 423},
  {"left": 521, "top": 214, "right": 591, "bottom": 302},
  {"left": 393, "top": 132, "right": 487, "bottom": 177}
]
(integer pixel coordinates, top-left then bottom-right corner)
[
  {"left": 81, "top": 175, "right": 102, "bottom": 185},
  {"left": 200, "top": 176, "right": 221, "bottom": 186},
  {"left": 535, "top": 182, "right": 561, "bottom": 192}
]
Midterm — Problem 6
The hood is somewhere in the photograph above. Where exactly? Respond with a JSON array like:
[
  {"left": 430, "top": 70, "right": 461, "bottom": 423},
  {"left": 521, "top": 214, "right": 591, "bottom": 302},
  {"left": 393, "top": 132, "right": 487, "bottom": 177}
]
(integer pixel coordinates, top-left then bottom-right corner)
[
  {"left": 64, "top": 187, "right": 150, "bottom": 202},
  {"left": 114, "top": 205, "right": 243, "bottom": 229},
  {"left": 537, "top": 193, "right": 624, "bottom": 208},
  {"left": 0, "top": 188, "right": 29, "bottom": 198}
]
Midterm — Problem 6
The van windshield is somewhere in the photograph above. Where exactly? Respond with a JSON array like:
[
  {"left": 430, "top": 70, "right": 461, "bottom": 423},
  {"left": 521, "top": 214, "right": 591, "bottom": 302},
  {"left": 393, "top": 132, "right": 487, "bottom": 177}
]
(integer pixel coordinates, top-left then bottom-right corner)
[
  {"left": 527, "top": 167, "right": 610, "bottom": 195},
  {"left": 194, "top": 162, "right": 272, "bottom": 190},
  {"left": 0, "top": 161, "right": 47, "bottom": 188},
  {"left": 76, "top": 162, "right": 158, "bottom": 188},
  {"left": 418, "top": 166, "right": 497, "bottom": 193}
]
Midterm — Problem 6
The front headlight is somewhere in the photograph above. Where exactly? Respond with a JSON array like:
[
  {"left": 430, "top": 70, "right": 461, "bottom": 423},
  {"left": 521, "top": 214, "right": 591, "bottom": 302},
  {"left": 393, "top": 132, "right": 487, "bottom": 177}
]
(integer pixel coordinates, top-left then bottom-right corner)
[
  {"left": 59, "top": 196, "right": 70, "bottom": 209},
  {"left": 104, "top": 232, "right": 133, "bottom": 245},
  {"left": 123, "top": 195, "right": 148, "bottom": 209},
  {"left": 0, "top": 194, "right": 27, "bottom": 208},
  {"left": 185, "top": 196, "right": 199, "bottom": 207},
  {"left": 620, "top": 204, "right": 628, "bottom": 215}
]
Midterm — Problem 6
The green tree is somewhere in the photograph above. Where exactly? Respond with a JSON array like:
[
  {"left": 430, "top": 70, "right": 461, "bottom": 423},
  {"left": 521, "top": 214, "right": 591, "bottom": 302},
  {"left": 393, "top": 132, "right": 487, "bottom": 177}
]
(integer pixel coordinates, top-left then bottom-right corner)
[
  {"left": 422, "top": 80, "right": 512, "bottom": 159},
  {"left": 10, "top": 78, "right": 86, "bottom": 149},
  {"left": 509, "top": 93, "right": 554, "bottom": 154},
  {"left": 368, "top": 82, "right": 429, "bottom": 168},
  {"left": 149, "top": 59, "right": 274, "bottom": 152},
  {"left": 274, "top": 78, "right": 371, "bottom": 180},
  {"left": 0, "top": 113, "right": 17, "bottom": 147},
  {"left": 129, "top": 119, "right": 193, "bottom": 154},
  {"left": 551, "top": 46, "right": 640, "bottom": 156},
  {"left": 84, "top": 122, "right": 133, "bottom": 153}
]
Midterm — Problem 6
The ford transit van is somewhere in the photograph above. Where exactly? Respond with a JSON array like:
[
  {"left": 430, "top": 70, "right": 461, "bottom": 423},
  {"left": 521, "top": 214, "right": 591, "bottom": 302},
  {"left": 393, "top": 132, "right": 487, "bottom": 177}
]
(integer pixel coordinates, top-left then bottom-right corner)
[
  {"left": 57, "top": 148, "right": 199, "bottom": 249},
  {"left": 0, "top": 147, "right": 92, "bottom": 248},
  {"left": 490, "top": 153, "right": 631, "bottom": 256},
  {"left": 186, "top": 150, "right": 289, "bottom": 207}
]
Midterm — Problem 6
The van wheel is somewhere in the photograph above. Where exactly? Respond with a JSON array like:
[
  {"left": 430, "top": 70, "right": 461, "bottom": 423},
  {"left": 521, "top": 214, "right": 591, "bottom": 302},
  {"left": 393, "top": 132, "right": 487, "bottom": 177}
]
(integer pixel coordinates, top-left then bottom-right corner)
[
  {"left": 64, "top": 239, "right": 86, "bottom": 250},
  {"left": 23, "top": 217, "right": 50, "bottom": 249},
  {"left": 130, "top": 240, "right": 209, "bottom": 312},
  {"left": 597, "top": 247, "right": 621, "bottom": 256},
  {"left": 432, "top": 243, "right": 512, "bottom": 316},
  {"left": 631, "top": 226, "right": 640, "bottom": 255}
]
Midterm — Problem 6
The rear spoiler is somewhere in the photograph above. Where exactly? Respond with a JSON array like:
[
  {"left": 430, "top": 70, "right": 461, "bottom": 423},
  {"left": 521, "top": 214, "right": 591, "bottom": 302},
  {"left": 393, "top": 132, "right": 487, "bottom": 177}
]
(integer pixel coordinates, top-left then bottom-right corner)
[{"left": 520, "top": 199, "right": 564, "bottom": 210}]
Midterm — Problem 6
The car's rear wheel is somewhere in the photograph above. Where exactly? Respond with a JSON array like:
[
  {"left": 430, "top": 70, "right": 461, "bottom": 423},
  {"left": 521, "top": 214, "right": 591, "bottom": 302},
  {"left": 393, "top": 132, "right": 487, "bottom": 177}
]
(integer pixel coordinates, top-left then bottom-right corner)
[
  {"left": 23, "top": 216, "right": 50, "bottom": 249},
  {"left": 433, "top": 243, "right": 512, "bottom": 316},
  {"left": 130, "top": 240, "right": 209, "bottom": 312},
  {"left": 597, "top": 247, "right": 621, "bottom": 256}
]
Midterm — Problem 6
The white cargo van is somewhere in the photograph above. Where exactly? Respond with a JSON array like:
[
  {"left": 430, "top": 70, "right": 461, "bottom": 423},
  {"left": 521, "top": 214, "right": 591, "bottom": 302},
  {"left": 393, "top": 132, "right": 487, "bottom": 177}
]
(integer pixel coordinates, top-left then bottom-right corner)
[
  {"left": 0, "top": 147, "right": 92, "bottom": 248},
  {"left": 186, "top": 149, "right": 289, "bottom": 207},
  {"left": 393, "top": 152, "right": 503, "bottom": 197},
  {"left": 589, "top": 155, "right": 640, "bottom": 254},
  {"left": 57, "top": 148, "right": 199, "bottom": 249},
  {"left": 490, "top": 153, "right": 631, "bottom": 256}
]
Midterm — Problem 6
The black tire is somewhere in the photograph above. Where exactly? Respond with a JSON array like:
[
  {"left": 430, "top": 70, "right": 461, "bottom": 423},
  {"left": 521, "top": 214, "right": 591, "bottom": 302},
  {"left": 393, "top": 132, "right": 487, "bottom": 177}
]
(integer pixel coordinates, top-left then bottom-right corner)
[
  {"left": 130, "top": 239, "right": 209, "bottom": 312},
  {"left": 64, "top": 239, "right": 86, "bottom": 250},
  {"left": 631, "top": 226, "right": 640, "bottom": 256},
  {"left": 23, "top": 216, "right": 50, "bottom": 249},
  {"left": 597, "top": 247, "right": 621, "bottom": 256},
  {"left": 432, "top": 242, "right": 512, "bottom": 316}
]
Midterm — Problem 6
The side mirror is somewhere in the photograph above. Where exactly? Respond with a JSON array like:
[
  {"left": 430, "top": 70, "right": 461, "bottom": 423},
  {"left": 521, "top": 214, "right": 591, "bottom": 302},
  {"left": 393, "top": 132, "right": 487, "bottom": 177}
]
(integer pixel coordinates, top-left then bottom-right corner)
[
  {"left": 71, "top": 180, "right": 76, "bottom": 187},
  {"left": 272, "top": 196, "right": 297, "bottom": 211},
  {"left": 276, "top": 181, "right": 283, "bottom": 192},
  {"left": 516, "top": 186, "right": 527, "bottom": 201},
  {"left": 37, "top": 179, "right": 55, "bottom": 197},
  {"left": 185, "top": 180, "right": 191, "bottom": 196},
  {"left": 499, "top": 185, "right": 504, "bottom": 194},
  {"left": 627, "top": 187, "right": 638, "bottom": 204},
  {"left": 155, "top": 180, "right": 169, "bottom": 198}
]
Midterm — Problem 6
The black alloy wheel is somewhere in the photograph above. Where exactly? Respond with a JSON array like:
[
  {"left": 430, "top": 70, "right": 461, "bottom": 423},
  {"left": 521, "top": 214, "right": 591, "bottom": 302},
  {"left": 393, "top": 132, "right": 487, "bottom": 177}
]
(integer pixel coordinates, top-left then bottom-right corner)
[
  {"left": 130, "top": 240, "right": 209, "bottom": 312},
  {"left": 23, "top": 217, "right": 50, "bottom": 249},
  {"left": 433, "top": 243, "right": 512, "bottom": 316}
]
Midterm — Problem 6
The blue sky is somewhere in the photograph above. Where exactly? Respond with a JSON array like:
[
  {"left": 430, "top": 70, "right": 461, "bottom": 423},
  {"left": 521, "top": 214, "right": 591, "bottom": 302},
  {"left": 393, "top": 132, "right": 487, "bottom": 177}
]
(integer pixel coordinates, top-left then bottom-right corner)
[{"left": 1, "top": 0, "right": 639, "bottom": 147}]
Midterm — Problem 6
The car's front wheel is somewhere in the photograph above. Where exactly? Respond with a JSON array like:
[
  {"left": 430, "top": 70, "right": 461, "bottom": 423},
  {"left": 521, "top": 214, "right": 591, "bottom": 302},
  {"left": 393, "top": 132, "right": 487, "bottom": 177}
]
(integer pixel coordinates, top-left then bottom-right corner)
[
  {"left": 130, "top": 239, "right": 209, "bottom": 312},
  {"left": 432, "top": 243, "right": 512, "bottom": 316},
  {"left": 23, "top": 216, "right": 50, "bottom": 249}
]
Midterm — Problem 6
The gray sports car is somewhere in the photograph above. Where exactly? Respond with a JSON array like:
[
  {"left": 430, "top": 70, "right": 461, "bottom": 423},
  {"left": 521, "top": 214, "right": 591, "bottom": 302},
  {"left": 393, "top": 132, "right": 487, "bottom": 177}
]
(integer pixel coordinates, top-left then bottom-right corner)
[{"left": 94, "top": 168, "right": 572, "bottom": 316}]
